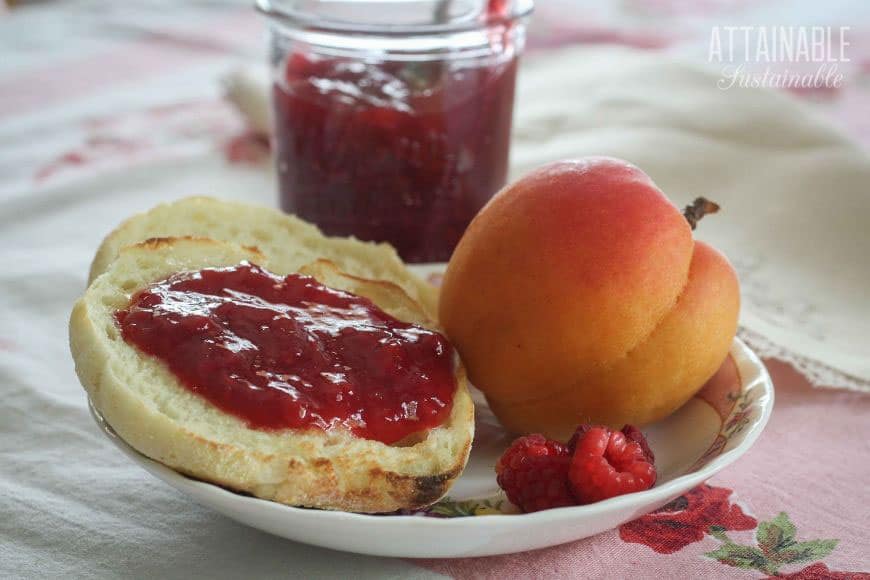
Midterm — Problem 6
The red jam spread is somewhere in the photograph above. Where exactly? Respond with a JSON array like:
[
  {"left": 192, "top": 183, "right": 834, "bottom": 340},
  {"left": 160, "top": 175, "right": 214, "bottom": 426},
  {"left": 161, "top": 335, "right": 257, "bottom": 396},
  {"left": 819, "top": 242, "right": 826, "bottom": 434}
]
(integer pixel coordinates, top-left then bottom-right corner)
[
  {"left": 273, "top": 52, "right": 518, "bottom": 263},
  {"left": 114, "top": 262, "right": 456, "bottom": 444}
]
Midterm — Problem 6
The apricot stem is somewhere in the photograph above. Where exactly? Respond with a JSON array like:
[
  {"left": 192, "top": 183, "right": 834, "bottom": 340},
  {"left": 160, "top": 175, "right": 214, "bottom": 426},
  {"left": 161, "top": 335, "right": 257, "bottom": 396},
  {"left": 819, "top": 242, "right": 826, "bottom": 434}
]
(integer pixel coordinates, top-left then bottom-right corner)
[{"left": 683, "top": 197, "right": 720, "bottom": 230}]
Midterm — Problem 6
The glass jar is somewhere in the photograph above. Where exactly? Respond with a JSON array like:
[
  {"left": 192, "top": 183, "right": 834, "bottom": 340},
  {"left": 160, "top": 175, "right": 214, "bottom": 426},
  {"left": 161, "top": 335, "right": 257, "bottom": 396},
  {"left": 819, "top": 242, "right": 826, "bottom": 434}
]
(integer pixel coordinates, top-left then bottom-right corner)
[{"left": 258, "top": 0, "right": 532, "bottom": 263}]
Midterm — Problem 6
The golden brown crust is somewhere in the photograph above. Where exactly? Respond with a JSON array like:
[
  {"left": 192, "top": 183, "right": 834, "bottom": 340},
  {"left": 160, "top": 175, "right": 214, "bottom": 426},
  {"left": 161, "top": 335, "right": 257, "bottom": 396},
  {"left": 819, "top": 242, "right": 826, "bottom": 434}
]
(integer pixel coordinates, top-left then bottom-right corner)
[
  {"left": 165, "top": 429, "right": 470, "bottom": 512},
  {"left": 159, "top": 368, "right": 473, "bottom": 513}
]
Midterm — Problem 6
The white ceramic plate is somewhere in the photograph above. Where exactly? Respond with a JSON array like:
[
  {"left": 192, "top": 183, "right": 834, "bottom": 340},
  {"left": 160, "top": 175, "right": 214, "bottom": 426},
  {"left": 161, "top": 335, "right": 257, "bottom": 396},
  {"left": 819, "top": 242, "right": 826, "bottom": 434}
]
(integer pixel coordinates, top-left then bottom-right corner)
[{"left": 89, "top": 338, "right": 773, "bottom": 558}]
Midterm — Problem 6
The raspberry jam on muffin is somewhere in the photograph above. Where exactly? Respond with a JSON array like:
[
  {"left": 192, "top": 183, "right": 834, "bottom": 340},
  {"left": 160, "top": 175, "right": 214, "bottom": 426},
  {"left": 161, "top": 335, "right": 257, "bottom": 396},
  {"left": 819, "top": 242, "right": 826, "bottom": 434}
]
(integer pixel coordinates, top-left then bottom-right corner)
[{"left": 115, "top": 262, "right": 456, "bottom": 444}]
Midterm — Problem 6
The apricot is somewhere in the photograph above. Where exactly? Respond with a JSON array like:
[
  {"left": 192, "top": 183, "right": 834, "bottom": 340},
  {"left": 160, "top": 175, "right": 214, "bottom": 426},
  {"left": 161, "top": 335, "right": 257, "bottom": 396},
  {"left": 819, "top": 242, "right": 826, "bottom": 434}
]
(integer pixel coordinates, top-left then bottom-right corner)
[{"left": 439, "top": 157, "right": 739, "bottom": 440}]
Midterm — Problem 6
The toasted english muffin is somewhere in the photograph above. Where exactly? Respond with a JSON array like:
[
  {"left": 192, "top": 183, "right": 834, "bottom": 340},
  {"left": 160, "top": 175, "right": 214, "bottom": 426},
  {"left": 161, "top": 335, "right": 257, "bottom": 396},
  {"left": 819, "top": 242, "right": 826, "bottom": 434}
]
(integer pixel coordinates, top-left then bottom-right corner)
[{"left": 71, "top": 237, "right": 473, "bottom": 513}]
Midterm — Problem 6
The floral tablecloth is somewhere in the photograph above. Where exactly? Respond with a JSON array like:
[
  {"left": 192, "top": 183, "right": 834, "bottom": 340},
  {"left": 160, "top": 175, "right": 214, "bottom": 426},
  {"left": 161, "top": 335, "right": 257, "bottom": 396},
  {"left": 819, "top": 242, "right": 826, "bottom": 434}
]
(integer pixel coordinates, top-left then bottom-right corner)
[{"left": 1, "top": 1, "right": 868, "bottom": 578}]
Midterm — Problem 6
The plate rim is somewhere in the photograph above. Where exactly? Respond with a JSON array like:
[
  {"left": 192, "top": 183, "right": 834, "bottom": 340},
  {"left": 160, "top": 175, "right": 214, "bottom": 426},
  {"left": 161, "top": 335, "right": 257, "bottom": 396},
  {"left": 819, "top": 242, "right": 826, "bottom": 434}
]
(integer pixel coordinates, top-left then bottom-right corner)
[{"left": 88, "top": 337, "right": 774, "bottom": 529}]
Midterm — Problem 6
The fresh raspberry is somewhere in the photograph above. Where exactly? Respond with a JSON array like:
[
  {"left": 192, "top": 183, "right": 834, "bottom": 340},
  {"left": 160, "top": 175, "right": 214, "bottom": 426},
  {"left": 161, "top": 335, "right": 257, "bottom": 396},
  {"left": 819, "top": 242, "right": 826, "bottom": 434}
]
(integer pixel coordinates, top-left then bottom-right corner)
[
  {"left": 566, "top": 423, "right": 594, "bottom": 450},
  {"left": 620, "top": 424, "right": 655, "bottom": 464},
  {"left": 568, "top": 426, "right": 657, "bottom": 504},
  {"left": 568, "top": 423, "right": 655, "bottom": 464},
  {"left": 495, "top": 434, "right": 576, "bottom": 512}
]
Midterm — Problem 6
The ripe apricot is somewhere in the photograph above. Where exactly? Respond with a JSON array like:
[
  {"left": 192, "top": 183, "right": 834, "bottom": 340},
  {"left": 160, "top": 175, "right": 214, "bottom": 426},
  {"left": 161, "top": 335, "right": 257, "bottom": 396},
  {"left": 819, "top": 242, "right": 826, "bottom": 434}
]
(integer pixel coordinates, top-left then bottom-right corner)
[{"left": 439, "top": 157, "right": 739, "bottom": 439}]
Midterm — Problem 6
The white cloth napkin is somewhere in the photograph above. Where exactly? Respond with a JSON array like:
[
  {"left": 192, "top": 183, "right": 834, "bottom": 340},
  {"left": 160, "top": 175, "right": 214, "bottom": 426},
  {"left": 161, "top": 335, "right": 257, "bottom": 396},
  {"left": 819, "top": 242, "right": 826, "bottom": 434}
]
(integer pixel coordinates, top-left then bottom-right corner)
[{"left": 227, "top": 47, "right": 870, "bottom": 391}]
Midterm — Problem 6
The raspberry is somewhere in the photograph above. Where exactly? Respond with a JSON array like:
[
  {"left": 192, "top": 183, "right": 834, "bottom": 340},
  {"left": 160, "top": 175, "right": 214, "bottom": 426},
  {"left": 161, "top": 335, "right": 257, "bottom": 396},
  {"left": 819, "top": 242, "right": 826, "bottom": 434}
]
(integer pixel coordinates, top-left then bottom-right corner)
[
  {"left": 568, "top": 426, "right": 657, "bottom": 504},
  {"left": 568, "top": 423, "right": 655, "bottom": 464},
  {"left": 495, "top": 434, "right": 576, "bottom": 512},
  {"left": 620, "top": 424, "right": 655, "bottom": 464},
  {"left": 496, "top": 426, "right": 657, "bottom": 512},
  {"left": 566, "top": 423, "right": 594, "bottom": 450}
]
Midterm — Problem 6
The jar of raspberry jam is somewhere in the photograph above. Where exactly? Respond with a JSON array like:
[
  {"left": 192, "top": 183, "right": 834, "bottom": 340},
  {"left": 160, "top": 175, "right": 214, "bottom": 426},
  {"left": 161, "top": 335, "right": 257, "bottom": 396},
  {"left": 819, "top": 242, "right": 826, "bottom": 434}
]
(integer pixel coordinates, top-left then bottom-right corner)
[{"left": 257, "top": 0, "right": 532, "bottom": 262}]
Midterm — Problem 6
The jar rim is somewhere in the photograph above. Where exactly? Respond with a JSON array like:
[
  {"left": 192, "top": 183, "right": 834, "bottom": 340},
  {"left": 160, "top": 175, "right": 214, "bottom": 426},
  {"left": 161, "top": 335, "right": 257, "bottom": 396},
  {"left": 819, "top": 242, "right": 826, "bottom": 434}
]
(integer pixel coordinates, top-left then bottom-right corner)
[{"left": 255, "top": 0, "right": 533, "bottom": 36}]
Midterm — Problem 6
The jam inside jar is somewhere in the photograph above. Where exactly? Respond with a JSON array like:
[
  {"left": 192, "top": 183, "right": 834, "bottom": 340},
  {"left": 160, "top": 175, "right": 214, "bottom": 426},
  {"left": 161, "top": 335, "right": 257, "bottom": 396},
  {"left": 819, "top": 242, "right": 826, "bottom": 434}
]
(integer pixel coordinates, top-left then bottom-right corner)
[{"left": 261, "top": 0, "right": 532, "bottom": 262}]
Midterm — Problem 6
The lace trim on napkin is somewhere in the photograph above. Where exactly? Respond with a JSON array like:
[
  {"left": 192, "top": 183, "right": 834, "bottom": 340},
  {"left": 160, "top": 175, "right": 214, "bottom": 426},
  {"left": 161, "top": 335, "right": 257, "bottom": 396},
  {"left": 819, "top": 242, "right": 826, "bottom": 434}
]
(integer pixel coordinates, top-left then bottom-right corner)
[{"left": 738, "top": 327, "right": 870, "bottom": 393}]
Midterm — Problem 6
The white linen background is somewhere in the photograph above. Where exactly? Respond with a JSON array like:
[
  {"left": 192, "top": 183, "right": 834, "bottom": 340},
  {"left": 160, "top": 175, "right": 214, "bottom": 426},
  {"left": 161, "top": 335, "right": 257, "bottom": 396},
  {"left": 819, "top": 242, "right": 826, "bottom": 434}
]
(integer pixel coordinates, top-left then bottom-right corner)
[{"left": 2, "top": 2, "right": 869, "bottom": 578}]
